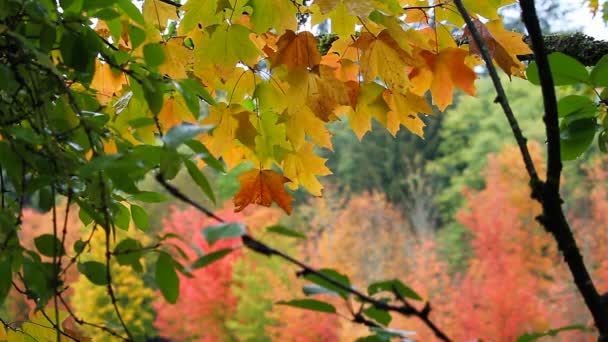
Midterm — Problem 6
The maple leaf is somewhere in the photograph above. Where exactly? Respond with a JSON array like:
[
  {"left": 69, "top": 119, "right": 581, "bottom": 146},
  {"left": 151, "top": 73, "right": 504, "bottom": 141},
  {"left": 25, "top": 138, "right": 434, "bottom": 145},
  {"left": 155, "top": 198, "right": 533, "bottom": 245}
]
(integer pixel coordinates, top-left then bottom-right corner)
[
  {"left": 310, "top": 3, "right": 357, "bottom": 39},
  {"left": 285, "top": 104, "right": 333, "bottom": 150},
  {"left": 343, "top": 82, "right": 390, "bottom": 140},
  {"left": 159, "top": 38, "right": 193, "bottom": 80},
  {"left": 269, "top": 30, "right": 321, "bottom": 70},
  {"left": 233, "top": 168, "right": 293, "bottom": 214},
  {"left": 143, "top": 0, "right": 178, "bottom": 31},
  {"left": 90, "top": 60, "right": 127, "bottom": 105},
  {"left": 202, "top": 103, "right": 257, "bottom": 167},
  {"left": 464, "top": 18, "right": 532, "bottom": 78},
  {"left": 253, "top": 111, "right": 289, "bottom": 166},
  {"left": 285, "top": 66, "right": 350, "bottom": 122},
  {"left": 282, "top": 142, "right": 332, "bottom": 196},
  {"left": 207, "top": 23, "right": 260, "bottom": 68},
  {"left": 382, "top": 89, "right": 432, "bottom": 137},
  {"left": 410, "top": 47, "right": 477, "bottom": 111},
  {"left": 157, "top": 95, "right": 197, "bottom": 131},
  {"left": 247, "top": 0, "right": 297, "bottom": 34},
  {"left": 352, "top": 31, "right": 414, "bottom": 94}
]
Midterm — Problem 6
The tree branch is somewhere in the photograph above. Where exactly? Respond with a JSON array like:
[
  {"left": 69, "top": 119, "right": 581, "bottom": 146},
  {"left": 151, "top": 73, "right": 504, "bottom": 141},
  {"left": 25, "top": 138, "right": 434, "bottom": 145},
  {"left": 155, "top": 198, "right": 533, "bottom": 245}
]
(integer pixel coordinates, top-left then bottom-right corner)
[
  {"left": 452, "top": 0, "right": 541, "bottom": 189},
  {"left": 455, "top": 0, "right": 608, "bottom": 339},
  {"left": 520, "top": 1, "right": 608, "bottom": 339},
  {"left": 518, "top": 33, "right": 608, "bottom": 66}
]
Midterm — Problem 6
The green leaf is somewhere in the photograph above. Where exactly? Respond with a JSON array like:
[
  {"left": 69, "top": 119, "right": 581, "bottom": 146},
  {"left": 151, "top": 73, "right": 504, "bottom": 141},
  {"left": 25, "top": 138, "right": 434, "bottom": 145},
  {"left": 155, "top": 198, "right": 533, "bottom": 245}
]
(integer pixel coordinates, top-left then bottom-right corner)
[
  {"left": 355, "top": 336, "right": 386, "bottom": 342},
  {"left": 142, "top": 79, "right": 164, "bottom": 114},
  {"left": 128, "top": 24, "right": 146, "bottom": 50},
  {"left": 302, "top": 284, "right": 339, "bottom": 296},
  {"left": 560, "top": 118, "right": 597, "bottom": 161},
  {"left": 78, "top": 261, "right": 108, "bottom": 285},
  {"left": 143, "top": 43, "right": 165, "bottom": 68},
  {"left": 34, "top": 234, "right": 65, "bottom": 257},
  {"left": 527, "top": 52, "right": 590, "bottom": 86},
  {"left": 163, "top": 124, "right": 213, "bottom": 148},
  {"left": 185, "top": 160, "right": 216, "bottom": 204},
  {"left": 156, "top": 252, "right": 180, "bottom": 304},
  {"left": 174, "top": 79, "right": 215, "bottom": 119},
  {"left": 368, "top": 279, "right": 422, "bottom": 301},
  {"left": 113, "top": 238, "right": 143, "bottom": 267},
  {"left": 276, "top": 299, "right": 337, "bottom": 313},
  {"left": 517, "top": 324, "right": 589, "bottom": 342},
  {"left": 117, "top": 0, "right": 145, "bottom": 25},
  {"left": 557, "top": 95, "right": 597, "bottom": 120},
  {"left": 185, "top": 139, "right": 225, "bottom": 172},
  {"left": 266, "top": 225, "right": 306, "bottom": 239},
  {"left": 590, "top": 54, "right": 608, "bottom": 87},
  {"left": 363, "top": 307, "right": 392, "bottom": 326},
  {"left": 202, "top": 223, "right": 245, "bottom": 245},
  {"left": 304, "top": 268, "right": 351, "bottom": 298},
  {"left": 130, "top": 191, "right": 168, "bottom": 203},
  {"left": 113, "top": 202, "right": 130, "bottom": 230},
  {"left": 130, "top": 204, "right": 150, "bottom": 231},
  {"left": 189, "top": 248, "right": 233, "bottom": 270},
  {"left": 73, "top": 240, "right": 86, "bottom": 253}
]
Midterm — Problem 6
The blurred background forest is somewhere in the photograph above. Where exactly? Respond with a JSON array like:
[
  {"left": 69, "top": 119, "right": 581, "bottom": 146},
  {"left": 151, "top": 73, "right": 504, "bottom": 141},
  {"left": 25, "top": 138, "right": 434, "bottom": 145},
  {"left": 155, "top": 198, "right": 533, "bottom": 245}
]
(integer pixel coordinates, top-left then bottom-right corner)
[{"left": 3, "top": 1, "right": 608, "bottom": 341}]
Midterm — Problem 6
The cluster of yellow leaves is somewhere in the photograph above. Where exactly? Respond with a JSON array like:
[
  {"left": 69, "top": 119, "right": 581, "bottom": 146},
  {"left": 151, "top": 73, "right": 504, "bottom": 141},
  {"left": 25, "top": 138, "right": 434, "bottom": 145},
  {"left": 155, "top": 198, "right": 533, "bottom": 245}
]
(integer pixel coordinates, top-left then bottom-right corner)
[{"left": 88, "top": 0, "right": 531, "bottom": 214}]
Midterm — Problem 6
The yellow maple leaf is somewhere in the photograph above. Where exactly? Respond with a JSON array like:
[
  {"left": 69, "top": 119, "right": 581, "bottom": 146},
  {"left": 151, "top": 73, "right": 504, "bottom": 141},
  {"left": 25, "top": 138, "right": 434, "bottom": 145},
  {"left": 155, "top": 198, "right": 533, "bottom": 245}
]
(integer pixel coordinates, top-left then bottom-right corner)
[
  {"left": 143, "top": 0, "right": 178, "bottom": 31},
  {"left": 352, "top": 31, "right": 414, "bottom": 94},
  {"left": 410, "top": 47, "right": 477, "bottom": 111},
  {"left": 269, "top": 30, "right": 321, "bottom": 70},
  {"left": 285, "top": 66, "right": 350, "bottom": 122},
  {"left": 282, "top": 142, "right": 332, "bottom": 196},
  {"left": 157, "top": 95, "right": 196, "bottom": 131},
  {"left": 159, "top": 38, "right": 193, "bottom": 80},
  {"left": 233, "top": 168, "right": 293, "bottom": 214},
  {"left": 202, "top": 103, "right": 257, "bottom": 167},
  {"left": 285, "top": 104, "right": 333, "bottom": 150},
  {"left": 343, "top": 82, "right": 390, "bottom": 140},
  {"left": 90, "top": 60, "right": 127, "bottom": 105},
  {"left": 382, "top": 90, "right": 432, "bottom": 137}
]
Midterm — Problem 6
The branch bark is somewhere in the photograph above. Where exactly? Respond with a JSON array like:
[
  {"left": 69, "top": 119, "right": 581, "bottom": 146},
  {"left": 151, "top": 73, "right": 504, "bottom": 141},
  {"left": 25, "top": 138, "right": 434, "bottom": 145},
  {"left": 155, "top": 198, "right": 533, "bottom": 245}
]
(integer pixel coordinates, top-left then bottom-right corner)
[
  {"left": 455, "top": 0, "right": 608, "bottom": 339},
  {"left": 518, "top": 32, "right": 608, "bottom": 66}
]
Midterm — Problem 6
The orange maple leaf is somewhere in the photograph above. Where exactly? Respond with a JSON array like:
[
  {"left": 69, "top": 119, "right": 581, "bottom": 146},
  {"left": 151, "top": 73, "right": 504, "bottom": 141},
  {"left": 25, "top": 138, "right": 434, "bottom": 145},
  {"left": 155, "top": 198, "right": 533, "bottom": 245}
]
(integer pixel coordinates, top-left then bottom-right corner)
[
  {"left": 269, "top": 30, "right": 321, "bottom": 70},
  {"left": 410, "top": 47, "right": 477, "bottom": 111},
  {"left": 464, "top": 17, "right": 531, "bottom": 78},
  {"left": 90, "top": 60, "right": 127, "bottom": 105},
  {"left": 233, "top": 169, "right": 293, "bottom": 214}
]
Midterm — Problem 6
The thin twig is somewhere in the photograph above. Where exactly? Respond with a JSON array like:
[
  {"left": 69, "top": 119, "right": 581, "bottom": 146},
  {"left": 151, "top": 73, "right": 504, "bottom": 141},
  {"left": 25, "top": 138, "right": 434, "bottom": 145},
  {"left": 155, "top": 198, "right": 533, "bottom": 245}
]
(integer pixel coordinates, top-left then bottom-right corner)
[{"left": 452, "top": 0, "right": 541, "bottom": 190}]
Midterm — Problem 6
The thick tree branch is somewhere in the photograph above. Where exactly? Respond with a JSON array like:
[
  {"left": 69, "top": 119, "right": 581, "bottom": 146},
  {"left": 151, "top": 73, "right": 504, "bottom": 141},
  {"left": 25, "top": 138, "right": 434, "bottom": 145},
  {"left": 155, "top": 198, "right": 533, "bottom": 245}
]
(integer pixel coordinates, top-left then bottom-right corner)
[
  {"left": 155, "top": 176, "right": 452, "bottom": 342},
  {"left": 456, "top": 0, "right": 608, "bottom": 339},
  {"left": 518, "top": 33, "right": 608, "bottom": 66},
  {"left": 520, "top": 1, "right": 608, "bottom": 339}
]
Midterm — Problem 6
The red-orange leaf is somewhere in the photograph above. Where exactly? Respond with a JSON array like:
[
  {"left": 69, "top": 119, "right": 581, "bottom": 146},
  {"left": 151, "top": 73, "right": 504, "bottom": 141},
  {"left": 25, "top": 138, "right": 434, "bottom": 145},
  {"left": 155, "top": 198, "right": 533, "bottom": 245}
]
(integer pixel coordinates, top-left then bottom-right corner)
[
  {"left": 233, "top": 169, "right": 293, "bottom": 214},
  {"left": 464, "top": 17, "right": 531, "bottom": 78},
  {"left": 411, "top": 47, "right": 477, "bottom": 111},
  {"left": 269, "top": 30, "right": 321, "bottom": 70}
]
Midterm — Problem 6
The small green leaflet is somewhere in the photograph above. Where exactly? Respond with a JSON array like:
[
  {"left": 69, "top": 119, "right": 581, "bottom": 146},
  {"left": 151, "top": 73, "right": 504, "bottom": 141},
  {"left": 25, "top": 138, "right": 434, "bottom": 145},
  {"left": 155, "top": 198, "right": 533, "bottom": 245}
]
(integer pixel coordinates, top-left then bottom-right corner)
[
  {"left": 189, "top": 248, "right": 233, "bottom": 270},
  {"left": 526, "top": 52, "right": 589, "bottom": 86},
  {"left": 304, "top": 268, "right": 351, "bottom": 298},
  {"left": 266, "top": 225, "right": 306, "bottom": 239},
  {"left": 276, "top": 299, "right": 336, "bottom": 313},
  {"left": 368, "top": 279, "right": 422, "bottom": 301},
  {"left": 185, "top": 160, "right": 216, "bottom": 204},
  {"left": 156, "top": 252, "right": 180, "bottom": 304},
  {"left": 163, "top": 124, "right": 213, "bottom": 148},
  {"left": 202, "top": 223, "right": 245, "bottom": 245},
  {"left": 78, "top": 261, "right": 108, "bottom": 286},
  {"left": 34, "top": 234, "right": 65, "bottom": 257}
]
